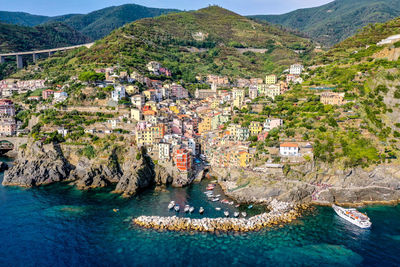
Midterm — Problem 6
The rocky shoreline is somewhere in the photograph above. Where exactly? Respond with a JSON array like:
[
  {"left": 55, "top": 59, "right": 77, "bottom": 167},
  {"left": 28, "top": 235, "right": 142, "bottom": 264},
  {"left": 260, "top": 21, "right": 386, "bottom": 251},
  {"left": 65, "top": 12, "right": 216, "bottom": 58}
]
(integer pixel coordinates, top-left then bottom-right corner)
[{"left": 133, "top": 200, "right": 308, "bottom": 232}]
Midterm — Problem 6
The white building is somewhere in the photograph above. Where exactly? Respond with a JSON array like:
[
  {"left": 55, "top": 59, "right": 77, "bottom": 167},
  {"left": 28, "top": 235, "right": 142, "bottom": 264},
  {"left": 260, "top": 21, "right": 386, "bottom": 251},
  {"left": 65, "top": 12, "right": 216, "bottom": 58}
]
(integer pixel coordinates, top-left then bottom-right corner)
[
  {"left": 158, "top": 142, "right": 171, "bottom": 161},
  {"left": 377, "top": 34, "right": 400, "bottom": 46},
  {"left": 54, "top": 91, "right": 68, "bottom": 102},
  {"left": 111, "top": 86, "right": 126, "bottom": 101},
  {"left": 131, "top": 94, "right": 145, "bottom": 109},
  {"left": 279, "top": 143, "right": 299, "bottom": 156},
  {"left": 249, "top": 86, "right": 258, "bottom": 100},
  {"left": 289, "top": 64, "right": 304, "bottom": 75}
]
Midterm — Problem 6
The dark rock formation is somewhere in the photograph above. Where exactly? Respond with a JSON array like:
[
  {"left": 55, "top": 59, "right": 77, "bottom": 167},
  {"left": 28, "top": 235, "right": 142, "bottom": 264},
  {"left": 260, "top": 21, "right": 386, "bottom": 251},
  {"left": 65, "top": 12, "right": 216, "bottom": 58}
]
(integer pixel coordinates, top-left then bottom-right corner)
[
  {"left": 0, "top": 162, "right": 9, "bottom": 172},
  {"left": 2, "top": 141, "right": 72, "bottom": 187}
]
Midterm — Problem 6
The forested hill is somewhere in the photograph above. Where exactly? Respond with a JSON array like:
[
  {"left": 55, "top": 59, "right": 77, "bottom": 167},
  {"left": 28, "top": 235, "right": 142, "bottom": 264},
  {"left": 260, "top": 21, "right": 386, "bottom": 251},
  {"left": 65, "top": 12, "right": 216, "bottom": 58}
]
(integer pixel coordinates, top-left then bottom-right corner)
[
  {"left": 0, "top": 22, "right": 91, "bottom": 53},
  {"left": 0, "top": 4, "right": 180, "bottom": 40},
  {"left": 17, "top": 6, "right": 312, "bottom": 82},
  {"left": 249, "top": 0, "right": 400, "bottom": 47}
]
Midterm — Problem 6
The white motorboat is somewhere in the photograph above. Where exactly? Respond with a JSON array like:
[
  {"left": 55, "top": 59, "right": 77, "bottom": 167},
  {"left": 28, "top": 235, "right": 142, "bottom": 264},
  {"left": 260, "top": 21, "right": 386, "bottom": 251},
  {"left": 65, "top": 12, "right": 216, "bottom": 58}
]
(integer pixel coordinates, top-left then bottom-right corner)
[
  {"left": 211, "top": 197, "right": 220, "bottom": 202},
  {"left": 224, "top": 211, "right": 229, "bottom": 217},
  {"left": 199, "top": 207, "right": 204, "bottom": 214},
  {"left": 215, "top": 207, "right": 221, "bottom": 211},
  {"left": 332, "top": 204, "right": 371, "bottom": 229},
  {"left": 184, "top": 205, "right": 190, "bottom": 213},
  {"left": 241, "top": 212, "right": 247, "bottom": 217},
  {"left": 234, "top": 212, "right": 239, "bottom": 218},
  {"left": 168, "top": 201, "right": 175, "bottom": 210},
  {"left": 189, "top": 207, "right": 195, "bottom": 213},
  {"left": 174, "top": 204, "right": 180, "bottom": 212}
]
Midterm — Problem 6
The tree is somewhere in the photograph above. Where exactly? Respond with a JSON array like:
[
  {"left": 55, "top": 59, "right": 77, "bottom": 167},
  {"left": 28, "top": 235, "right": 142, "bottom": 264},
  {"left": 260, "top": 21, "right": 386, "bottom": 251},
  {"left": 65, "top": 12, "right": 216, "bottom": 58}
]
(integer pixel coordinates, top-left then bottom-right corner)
[{"left": 78, "top": 71, "right": 105, "bottom": 83}]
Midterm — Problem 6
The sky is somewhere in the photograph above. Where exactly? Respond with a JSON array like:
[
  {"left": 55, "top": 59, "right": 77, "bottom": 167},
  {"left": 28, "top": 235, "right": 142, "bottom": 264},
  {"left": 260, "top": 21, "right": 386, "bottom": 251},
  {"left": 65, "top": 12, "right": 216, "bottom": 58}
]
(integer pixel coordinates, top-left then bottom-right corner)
[{"left": 0, "top": 0, "right": 333, "bottom": 16}]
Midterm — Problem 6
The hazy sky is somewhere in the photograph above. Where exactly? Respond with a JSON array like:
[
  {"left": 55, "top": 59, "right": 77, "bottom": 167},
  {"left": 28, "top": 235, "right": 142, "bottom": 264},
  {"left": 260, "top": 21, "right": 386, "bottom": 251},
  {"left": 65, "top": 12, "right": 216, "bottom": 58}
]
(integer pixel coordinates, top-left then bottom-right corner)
[{"left": 0, "top": 0, "right": 333, "bottom": 16}]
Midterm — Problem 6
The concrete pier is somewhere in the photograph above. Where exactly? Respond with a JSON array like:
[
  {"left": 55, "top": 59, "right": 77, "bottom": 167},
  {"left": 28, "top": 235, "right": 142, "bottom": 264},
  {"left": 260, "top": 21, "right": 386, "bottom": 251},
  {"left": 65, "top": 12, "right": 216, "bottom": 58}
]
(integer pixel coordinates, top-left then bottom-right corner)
[{"left": 16, "top": 55, "right": 23, "bottom": 69}]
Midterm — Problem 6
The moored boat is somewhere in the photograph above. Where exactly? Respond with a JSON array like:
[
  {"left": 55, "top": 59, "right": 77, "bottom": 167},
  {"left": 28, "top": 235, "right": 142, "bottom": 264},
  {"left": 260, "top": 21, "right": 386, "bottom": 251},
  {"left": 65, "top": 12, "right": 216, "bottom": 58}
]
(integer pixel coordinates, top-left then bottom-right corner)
[
  {"left": 174, "top": 204, "right": 180, "bottom": 212},
  {"left": 241, "top": 212, "right": 247, "bottom": 217},
  {"left": 211, "top": 197, "right": 219, "bottom": 202},
  {"left": 184, "top": 205, "right": 190, "bottom": 213},
  {"left": 224, "top": 211, "right": 229, "bottom": 217},
  {"left": 332, "top": 204, "right": 371, "bottom": 229},
  {"left": 199, "top": 207, "right": 204, "bottom": 214},
  {"left": 234, "top": 212, "right": 239, "bottom": 218},
  {"left": 189, "top": 207, "right": 195, "bottom": 213},
  {"left": 168, "top": 201, "right": 175, "bottom": 210},
  {"left": 215, "top": 207, "right": 221, "bottom": 211}
]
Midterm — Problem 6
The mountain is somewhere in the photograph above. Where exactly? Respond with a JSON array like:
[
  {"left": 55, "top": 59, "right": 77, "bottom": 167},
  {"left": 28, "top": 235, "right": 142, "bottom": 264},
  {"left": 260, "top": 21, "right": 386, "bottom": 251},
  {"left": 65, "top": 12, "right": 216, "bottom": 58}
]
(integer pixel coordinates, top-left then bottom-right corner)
[
  {"left": 18, "top": 6, "right": 312, "bottom": 81},
  {"left": 249, "top": 0, "right": 400, "bottom": 47},
  {"left": 0, "top": 22, "right": 91, "bottom": 53},
  {"left": 0, "top": 4, "right": 180, "bottom": 41},
  {"left": 0, "top": 11, "right": 50, "bottom": 26},
  {"left": 49, "top": 4, "right": 180, "bottom": 40}
]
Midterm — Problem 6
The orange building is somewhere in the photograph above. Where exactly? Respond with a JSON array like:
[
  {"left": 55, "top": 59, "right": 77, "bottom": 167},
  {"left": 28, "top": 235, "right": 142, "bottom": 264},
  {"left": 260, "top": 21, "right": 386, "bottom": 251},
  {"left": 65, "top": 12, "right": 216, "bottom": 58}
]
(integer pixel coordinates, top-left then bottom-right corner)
[{"left": 175, "top": 148, "right": 191, "bottom": 172}]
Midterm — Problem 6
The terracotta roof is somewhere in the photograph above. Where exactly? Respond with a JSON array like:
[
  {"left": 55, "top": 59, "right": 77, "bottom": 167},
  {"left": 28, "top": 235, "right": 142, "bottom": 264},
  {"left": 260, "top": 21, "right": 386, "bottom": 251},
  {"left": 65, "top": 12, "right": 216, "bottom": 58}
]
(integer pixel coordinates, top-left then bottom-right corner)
[{"left": 280, "top": 142, "right": 298, "bottom": 148}]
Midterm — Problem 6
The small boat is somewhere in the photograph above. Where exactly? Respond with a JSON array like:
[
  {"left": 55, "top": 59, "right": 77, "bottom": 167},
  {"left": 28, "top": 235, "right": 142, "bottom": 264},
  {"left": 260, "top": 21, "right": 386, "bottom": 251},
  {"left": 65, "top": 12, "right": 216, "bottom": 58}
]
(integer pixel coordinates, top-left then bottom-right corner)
[
  {"left": 215, "top": 194, "right": 221, "bottom": 197},
  {"left": 221, "top": 199, "right": 230, "bottom": 204},
  {"left": 168, "top": 201, "right": 175, "bottom": 210},
  {"left": 211, "top": 197, "right": 220, "bottom": 202},
  {"left": 241, "top": 212, "right": 247, "bottom": 217},
  {"left": 332, "top": 204, "right": 372, "bottom": 229},
  {"left": 228, "top": 201, "right": 234, "bottom": 205},
  {"left": 174, "top": 204, "right": 180, "bottom": 212},
  {"left": 215, "top": 207, "right": 221, "bottom": 211},
  {"left": 199, "top": 207, "right": 204, "bottom": 214},
  {"left": 206, "top": 187, "right": 214, "bottom": 191},
  {"left": 184, "top": 205, "right": 190, "bottom": 213},
  {"left": 235, "top": 204, "right": 240, "bottom": 208},
  {"left": 234, "top": 212, "right": 239, "bottom": 218},
  {"left": 224, "top": 211, "right": 229, "bottom": 217},
  {"left": 189, "top": 207, "right": 195, "bottom": 213},
  {"left": 248, "top": 205, "right": 253, "bottom": 209},
  {"left": 113, "top": 209, "right": 119, "bottom": 212}
]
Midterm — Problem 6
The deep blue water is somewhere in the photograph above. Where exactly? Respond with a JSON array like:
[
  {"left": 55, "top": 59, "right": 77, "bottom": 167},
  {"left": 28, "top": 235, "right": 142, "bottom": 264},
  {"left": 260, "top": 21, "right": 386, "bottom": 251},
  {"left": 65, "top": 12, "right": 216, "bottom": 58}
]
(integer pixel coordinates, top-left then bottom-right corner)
[{"left": 0, "top": 158, "right": 400, "bottom": 267}]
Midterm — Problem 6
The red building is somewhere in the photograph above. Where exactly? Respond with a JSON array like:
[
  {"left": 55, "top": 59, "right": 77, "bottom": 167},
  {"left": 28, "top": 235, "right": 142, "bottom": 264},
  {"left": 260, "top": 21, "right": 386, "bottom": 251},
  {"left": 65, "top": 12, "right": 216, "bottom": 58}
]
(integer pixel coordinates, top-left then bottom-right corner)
[
  {"left": 175, "top": 148, "right": 191, "bottom": 172},
  {"left": 42, "top": 89, "right": 55, "bottom": 100}
]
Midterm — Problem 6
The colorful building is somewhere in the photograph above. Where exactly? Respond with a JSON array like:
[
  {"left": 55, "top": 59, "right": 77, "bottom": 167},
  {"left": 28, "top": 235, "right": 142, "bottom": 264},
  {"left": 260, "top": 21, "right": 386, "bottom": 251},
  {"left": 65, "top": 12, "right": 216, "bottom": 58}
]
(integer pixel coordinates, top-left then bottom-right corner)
[{"left": 175, "top": 148, "right": 191, "bottom": 172}]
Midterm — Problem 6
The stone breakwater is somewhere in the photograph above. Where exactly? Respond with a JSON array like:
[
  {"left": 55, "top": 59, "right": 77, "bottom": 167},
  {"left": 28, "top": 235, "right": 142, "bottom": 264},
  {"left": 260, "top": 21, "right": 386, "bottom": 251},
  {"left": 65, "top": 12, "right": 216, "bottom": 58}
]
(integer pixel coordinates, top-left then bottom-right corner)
[{"left": 133, "top": 200, "right": 308, "bottom": 232}]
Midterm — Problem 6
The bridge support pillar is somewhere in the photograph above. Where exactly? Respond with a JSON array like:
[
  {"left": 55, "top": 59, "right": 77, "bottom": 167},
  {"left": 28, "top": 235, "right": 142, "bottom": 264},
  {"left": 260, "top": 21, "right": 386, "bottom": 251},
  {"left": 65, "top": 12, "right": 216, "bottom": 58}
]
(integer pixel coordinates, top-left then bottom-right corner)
[
  {"left": 48, "top": 51, "right": 54, "bottom": 57},
  {"left": 16, "top": 55, "right": 23, "bottom": 69},
  {"left": 0, "top": 56, "right": 4, "bottom": 64},
  {"left": 32, "top": 53, "right": 38, "bottom": 63}
]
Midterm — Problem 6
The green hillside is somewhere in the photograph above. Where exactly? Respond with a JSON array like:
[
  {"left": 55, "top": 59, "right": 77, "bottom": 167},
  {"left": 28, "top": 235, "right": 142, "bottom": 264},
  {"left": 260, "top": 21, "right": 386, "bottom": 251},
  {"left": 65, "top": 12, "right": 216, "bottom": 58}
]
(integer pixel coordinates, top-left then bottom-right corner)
[
  {"left": 249, "top": 0, "right": 400, "bottom": 47},
  {"left": 0, "top": 22, "right": 91, "bottom": 53},
  {"left": 0, "top": 4, "right": 180, "bottom": 41},
  {"left": 49, "top": 4, "right": 180, "bottom": 40},
  {"left": 0, "top": 11, "right": 50, "bottom": 26},
  {"left": 18, "top": 6, "right": 312, "bottom": 82},
  {"left": 0, "top": 22, "right": 91, "bottom": 80}
]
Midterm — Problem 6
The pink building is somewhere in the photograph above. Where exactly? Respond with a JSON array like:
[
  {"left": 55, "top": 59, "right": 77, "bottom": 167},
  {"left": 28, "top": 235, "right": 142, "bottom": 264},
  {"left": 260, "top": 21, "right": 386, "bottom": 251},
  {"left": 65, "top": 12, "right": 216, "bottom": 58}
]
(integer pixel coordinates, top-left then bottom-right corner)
[{"left": 0, "top": 99, "right": 15, "bottom": 116}]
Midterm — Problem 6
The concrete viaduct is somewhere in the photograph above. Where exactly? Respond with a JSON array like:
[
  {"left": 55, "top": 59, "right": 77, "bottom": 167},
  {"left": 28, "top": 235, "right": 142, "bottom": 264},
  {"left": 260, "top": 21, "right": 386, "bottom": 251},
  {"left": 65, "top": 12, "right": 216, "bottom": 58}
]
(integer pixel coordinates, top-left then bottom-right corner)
[{"left": 0, "top": 43, "right": 94, "bottom": 69}]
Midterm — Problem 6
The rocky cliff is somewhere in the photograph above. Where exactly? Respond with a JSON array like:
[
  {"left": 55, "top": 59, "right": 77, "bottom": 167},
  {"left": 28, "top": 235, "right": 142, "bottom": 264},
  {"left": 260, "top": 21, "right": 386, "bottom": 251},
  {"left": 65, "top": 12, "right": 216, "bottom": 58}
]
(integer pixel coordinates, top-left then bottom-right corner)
[
  {"left": 211, "top": 162, "right": 400, "bottom": 205},
  {"left": 2, "top": 140, "right": 175, "bottom": 197}
]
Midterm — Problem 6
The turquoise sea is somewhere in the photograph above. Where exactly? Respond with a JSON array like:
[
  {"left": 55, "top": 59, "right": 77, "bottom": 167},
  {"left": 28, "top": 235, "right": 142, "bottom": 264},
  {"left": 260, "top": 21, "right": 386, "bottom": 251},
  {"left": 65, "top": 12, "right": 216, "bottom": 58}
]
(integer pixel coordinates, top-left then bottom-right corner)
[{"left": 0, "top": 158, "right": 400, "bottom": 266}]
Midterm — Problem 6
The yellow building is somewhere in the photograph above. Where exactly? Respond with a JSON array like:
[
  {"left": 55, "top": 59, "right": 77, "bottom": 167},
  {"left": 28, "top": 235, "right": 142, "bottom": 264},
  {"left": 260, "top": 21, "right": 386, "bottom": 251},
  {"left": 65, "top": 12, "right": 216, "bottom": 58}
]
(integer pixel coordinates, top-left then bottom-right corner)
[
  {"left": 131, "top": 108, "right": 142, "bottom": 121},
  {"left": 227, "top": 124, "right": 239, "bottom": 137},
  {"left": 125, "top": 85, "right": 139, "bottom": 94},
  {"left": 169, "top": 106, "right": 180, "bottom": 114},
  {"left": 232, "top": 88, "right": 245, "bottom": 100},
  {"left": 198, "top": 117, "right": 212, "bottom": 134},
  {"left": 239, "top": 151, "right": 251, "bottom": 168},
  {"left": 265, "top": 74, "right": 277, "bottom": 85},
  {"left": 233, "top": 97, "right": 244, "bottom": 109},
  {"left": 211, "top": 100, "right": 219, "bottom": 109},
  {"left": 249, "top": 121, "right": 263, "bottom": 136}
]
